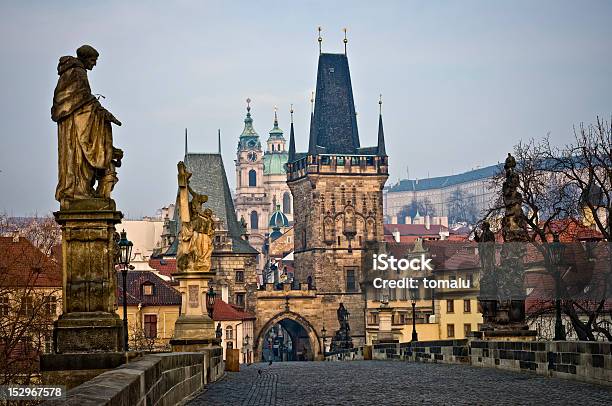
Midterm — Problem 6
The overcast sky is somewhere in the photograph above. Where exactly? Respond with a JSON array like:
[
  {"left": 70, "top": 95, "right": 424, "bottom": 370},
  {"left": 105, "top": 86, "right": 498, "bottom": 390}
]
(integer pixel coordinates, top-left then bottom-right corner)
[{"left": 1, "top": 1, "right": 611, "bottom": 218}]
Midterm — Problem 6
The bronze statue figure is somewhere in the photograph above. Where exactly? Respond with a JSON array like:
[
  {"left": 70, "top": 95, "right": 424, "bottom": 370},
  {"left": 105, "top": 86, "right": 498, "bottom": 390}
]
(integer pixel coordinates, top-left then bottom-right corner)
[{"left": 52, "top": 45, "right": 123, "bottom": 206}]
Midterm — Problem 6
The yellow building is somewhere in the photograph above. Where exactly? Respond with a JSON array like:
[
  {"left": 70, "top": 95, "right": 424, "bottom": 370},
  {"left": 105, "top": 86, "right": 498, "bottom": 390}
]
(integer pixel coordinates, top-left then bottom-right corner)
[
  {"left": 115, "top": 270, "right": 181, "bottom": 350},
  {"left": 365, "top": 239, "right": 483, "bottom": 343}
]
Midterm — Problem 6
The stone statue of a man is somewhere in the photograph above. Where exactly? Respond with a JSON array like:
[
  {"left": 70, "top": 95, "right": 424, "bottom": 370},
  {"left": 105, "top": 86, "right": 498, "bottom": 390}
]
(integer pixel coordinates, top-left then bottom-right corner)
[{"left": 52, "top": 45, "right": 123, "bottom": 206}]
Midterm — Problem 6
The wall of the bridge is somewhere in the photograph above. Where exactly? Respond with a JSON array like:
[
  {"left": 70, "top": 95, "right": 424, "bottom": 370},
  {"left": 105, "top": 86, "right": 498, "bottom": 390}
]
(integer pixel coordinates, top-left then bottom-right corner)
[
  {"left": 326, "top": 340, "right": 611, "bottom": 387},
  {"left": 45, "top": 350, "right": 224, "bottom": 405}
]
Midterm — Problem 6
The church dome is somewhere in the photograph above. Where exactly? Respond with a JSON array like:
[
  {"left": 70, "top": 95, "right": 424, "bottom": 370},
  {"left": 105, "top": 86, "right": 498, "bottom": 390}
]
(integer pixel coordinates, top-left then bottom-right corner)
[
  {"left": 263, "top": 152, "right": 288, "bottom": 175},
  {"left": 269, "top": 205, "right": 289, "bottom": 228}
]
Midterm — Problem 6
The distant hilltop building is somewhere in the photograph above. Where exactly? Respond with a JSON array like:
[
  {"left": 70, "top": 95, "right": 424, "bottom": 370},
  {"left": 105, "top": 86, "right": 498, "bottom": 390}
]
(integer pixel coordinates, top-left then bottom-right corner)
[{"left": 384, "top": 164, "right": 502, "bottom": 226}]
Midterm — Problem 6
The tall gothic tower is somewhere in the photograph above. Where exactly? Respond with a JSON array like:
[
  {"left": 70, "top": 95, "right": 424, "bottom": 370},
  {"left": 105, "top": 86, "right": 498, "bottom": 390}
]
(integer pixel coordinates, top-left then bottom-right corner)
[
  {"left": 286, "top": 52, "right": 388, "bottom": 346},
  {"left": 235, "top": 99, "right": 269, "bottom": 265}
]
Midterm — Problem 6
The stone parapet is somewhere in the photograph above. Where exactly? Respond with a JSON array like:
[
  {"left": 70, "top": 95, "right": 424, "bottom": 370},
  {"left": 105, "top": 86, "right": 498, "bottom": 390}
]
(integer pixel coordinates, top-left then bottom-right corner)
[
  {"left": 326, "top": 340, "right": 612, "bottom": 387},
  {"left": 44, "top": 351, "right": 225, "bottom": 406}
]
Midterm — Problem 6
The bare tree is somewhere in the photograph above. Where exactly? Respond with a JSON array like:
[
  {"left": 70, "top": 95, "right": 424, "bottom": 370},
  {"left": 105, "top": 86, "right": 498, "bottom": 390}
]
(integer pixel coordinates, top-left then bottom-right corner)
[
  {"left": 448, "top": 188, "right": 479, "bottom": 225},
  {"left": 0, "top": 214, "right": 62, "bottom": 385}
]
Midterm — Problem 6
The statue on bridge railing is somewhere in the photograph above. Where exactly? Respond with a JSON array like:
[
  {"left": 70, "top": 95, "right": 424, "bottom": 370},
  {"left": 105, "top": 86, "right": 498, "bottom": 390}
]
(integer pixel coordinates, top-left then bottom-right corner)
[{"left": 331, "top": 303, "right": 353, "bottom": 351}]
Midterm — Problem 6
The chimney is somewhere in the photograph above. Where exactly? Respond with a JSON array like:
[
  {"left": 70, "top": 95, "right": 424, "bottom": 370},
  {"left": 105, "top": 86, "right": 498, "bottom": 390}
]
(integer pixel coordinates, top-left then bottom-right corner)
[
  {"left": 425, "top": 215, "right": 431, "bottom": 230},
  {"left": 392, "top": 229, "right": 400, "bottom": 243},
  {"left": 221, "top": 284, "right": 229, "bottom": 303},
  {"left": 404, "top": 216, "right": 412, "bottom": 225}
]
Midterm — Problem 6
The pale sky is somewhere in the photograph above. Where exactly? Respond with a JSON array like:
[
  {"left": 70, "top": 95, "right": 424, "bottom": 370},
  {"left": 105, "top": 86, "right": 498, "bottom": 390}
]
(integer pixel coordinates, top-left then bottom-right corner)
[{"left": 1, "top": 1, "right": 611, "bottom": 217}]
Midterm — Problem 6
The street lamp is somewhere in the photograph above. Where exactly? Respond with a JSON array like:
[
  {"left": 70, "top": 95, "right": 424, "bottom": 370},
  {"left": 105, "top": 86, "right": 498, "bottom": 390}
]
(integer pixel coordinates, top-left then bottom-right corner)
[
  {"left": 206, "top": 286, "right": 216, "bottom": 318},
  {"left": 549, "top": 233, "right": 566, "bottom": 341},
  {"left": 117, "top": 229, "right": 133, "bottom": 352},
  {"left": 243, "top": 334, "right": 250, "bottom": 364},
  {"left": 409, "top": 287, "right": 418, "bottom": 342}
]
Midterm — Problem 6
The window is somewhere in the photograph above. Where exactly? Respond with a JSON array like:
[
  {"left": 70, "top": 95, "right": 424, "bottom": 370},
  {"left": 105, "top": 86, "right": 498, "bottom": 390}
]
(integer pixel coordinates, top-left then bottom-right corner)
[
  {"left": 46, "top": 296, "right": 57, "bottom": 316},
  {"left": 250, "top": 211, "right": 259, "bottom": 230},
  {"left": 389, "top": 287, "right": 397, "bottom": 301},
  {"left": 226, "top": 326, "right": 234, "bottom": 340},
  {"left": 447, "top": 324, "right": 455, "bottom": 338},
  {"left": 143, "top": 283, "right": 154, "bottom": 296},
  {"left": 227, "top": 341, "right": 234, "bottom": 350},
  {"left": 464, "top": 323, "right": 472, "bottom": 337},
  {"left": 248, "top": 169, "right": 257, "bottom": 187},
  {"left": 144, "top": 315, "right": 157, "bottom": 339},
  {"left": 283, "top": 192, "right": 291, "bottom": 214},
  {"left": 346, "top": 269, "right": 356, "bottom": 292},
  {"left": 20, "top": 296, "right": 33, "bottom": 316},
  {"left": 463, "top": 299, "right": 471, "bottom": 313},
  {"left": 368, "top": 312, "right": 378, "bottom": 325},
  {"left": 466, "top": 273, "right": 473, "bottom": 287},
  {"left": 235, "top": 293, "right": 245, "bottom": 308},
  {"left": 398, "top": 313, "right": 407, "bottom": 325},
  {"left": 446, "top": 300, "right": 454, "bottom": 313},
  {"left": 409, "top": 287, "right": 420, "bottom": 300},
  {"left": 0, "top": 296, "right": 9, "bottom": 316},
  {"left": 235, "top": 270, "right": 244, "bottom": 283}
]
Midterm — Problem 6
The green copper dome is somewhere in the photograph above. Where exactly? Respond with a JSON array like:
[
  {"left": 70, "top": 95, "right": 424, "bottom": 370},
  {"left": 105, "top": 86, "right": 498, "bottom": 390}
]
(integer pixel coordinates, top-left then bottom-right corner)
[
  {"left": 269, "top": 204, "right": 289, "bottom": 228},
  {"left": 263, "top": 151, "right": 288, "bottom": 175}
]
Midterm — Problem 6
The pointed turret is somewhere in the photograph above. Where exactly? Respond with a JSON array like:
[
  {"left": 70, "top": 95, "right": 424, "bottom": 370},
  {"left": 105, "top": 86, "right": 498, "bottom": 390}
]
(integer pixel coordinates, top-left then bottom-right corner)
[
  {"left": 288, "top": 105, "right": 296, "bottom": 162},
  {"left": 377, "top": 96, "right": 386, "bottom": 157},
  {"left": 238, "top": 98, "right": 261, "bottom": 151}
]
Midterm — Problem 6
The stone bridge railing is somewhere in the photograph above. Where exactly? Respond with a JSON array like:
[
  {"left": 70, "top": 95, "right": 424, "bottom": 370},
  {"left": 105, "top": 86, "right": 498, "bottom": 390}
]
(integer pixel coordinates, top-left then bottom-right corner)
[
  {"left": 325, "top": 340, "right": 611, "bottom": 387},
  {"left": 46, "top": 349, "right": 224, "bottom": 405}
]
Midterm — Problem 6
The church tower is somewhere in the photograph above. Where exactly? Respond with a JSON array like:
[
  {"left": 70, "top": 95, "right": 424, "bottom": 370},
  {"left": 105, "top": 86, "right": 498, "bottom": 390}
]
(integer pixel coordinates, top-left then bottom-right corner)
[
  {"left": 235, "top": 99, "right": 269, "bottom": 268},
  {"left": 286, "top": 51, "right": 388, "bottom": 347}
]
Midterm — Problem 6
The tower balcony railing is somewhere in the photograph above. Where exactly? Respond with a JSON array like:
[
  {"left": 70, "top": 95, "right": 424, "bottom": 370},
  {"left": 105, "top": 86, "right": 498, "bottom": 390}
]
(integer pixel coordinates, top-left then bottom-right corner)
[{"left": 287, "top": 154, "right": 388, "bottom": 181}]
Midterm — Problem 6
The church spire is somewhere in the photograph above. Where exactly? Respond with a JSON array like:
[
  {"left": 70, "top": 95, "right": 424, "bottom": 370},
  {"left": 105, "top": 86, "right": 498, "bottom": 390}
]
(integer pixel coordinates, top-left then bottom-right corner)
[
  {"left": 288, "top": 104, "right": 296, "bottom": 162},
  {"left": 308, "top": 91, "right": 316, "bottom": 155},
  {"left": 377, "top": 94, "right": 386, "bottom": 157},
  {"left": 184, "top": 128, "right": 188, "bottom": 157}
]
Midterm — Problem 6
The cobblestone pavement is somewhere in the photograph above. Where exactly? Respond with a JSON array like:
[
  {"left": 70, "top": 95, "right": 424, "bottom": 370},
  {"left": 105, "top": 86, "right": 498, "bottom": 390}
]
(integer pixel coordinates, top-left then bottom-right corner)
[{"left": 188, "top": 361, "right": 612, "bottom": 406}]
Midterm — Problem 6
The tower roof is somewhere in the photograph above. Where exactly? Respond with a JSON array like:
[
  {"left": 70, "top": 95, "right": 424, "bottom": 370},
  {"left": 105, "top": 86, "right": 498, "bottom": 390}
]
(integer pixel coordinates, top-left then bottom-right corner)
[
  {"left": 239, "top": 99, "right": 261, "bottom": 150},
  {"left": 269, "top": 204, "right": 289, "bottom": 228},
  {"left": 308, "top": 53, "right": 360, "bottom": 154},
  {"left": 268, "top": 108, "right": 285, "bottom": 139}
]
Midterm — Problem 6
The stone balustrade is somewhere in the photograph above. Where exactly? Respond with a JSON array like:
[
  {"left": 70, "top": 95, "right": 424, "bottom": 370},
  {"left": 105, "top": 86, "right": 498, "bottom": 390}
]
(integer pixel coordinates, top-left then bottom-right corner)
[
  {"left": 326, "top": 340, "right": 611, "bottom": 387},
  {"left": 45, "top": 350, "right": 224, "bottom": 405}
]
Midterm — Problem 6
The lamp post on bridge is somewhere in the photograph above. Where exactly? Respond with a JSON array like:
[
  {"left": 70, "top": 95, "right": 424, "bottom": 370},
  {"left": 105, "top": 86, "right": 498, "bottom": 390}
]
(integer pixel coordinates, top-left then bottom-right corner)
[
  {"left": 549, "top": 233, "right": 566, "bottom": 341},
  {"left": 117, "top": 230, "right": 133, "bottom": 352}
]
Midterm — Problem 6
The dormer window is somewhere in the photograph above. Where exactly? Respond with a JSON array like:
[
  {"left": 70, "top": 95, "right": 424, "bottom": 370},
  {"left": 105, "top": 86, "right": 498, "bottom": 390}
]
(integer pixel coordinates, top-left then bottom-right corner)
[{"left": 142, "top": 283, "right": 154, "bottom": 296}]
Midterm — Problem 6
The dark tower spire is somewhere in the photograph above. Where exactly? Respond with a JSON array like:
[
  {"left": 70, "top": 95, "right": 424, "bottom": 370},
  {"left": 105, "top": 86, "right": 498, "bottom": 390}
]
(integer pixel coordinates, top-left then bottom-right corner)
[
  {"left": 288, "top": 104, "right": 296, "bottom": 162},
  {"left": 308, "top": 91, "right": 317, "bottom": 155},
  {"left": 184, "top": 128, "right": 188, "bottom": 157},
  {"left": 377, "top": 94, "right": 386, "bottom": 156},
  {"left": 308, "top": 53, "right": 360, "bottom": 154},
  {"left": 318, "top": 26, "right": 323, "bottom": 54}
]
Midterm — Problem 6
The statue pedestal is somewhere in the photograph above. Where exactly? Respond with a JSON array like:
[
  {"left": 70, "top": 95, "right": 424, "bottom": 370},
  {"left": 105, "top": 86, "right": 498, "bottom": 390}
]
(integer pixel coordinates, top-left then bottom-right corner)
[
  {"left": 375, "top": 306, "right": 397, "bottom": 343},
  {"left": 52, "top": 198, "right": 124, "bottom": 353},
  {"left": 41, "top": 199, "right": 125, "bottom": 387}
]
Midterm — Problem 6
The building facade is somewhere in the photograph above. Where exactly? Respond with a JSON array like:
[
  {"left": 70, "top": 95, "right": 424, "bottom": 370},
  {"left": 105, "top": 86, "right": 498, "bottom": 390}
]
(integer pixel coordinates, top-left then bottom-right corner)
[
  {"left": 234, "top": 103, "right": 293, "bottom": 277},
  {"left": 285, "top": 51, "right": 389, "bottom": 348}
]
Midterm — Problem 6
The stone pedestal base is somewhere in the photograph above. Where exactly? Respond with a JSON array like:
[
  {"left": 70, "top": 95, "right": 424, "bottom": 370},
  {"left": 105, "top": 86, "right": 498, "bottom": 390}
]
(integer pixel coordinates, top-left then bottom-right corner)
[
  {"left": 172, "top": 315, "right": 216, "bottom": 340},
  {"left": 40, "top": 352, "right": 127, "bottom": 390},
  {"left": 53, "top": 312, "right": 124, "bottom": 353}
]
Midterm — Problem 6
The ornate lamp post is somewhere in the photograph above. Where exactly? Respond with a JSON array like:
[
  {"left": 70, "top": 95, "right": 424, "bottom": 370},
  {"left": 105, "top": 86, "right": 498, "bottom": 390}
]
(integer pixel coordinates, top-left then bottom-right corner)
[
  {"left": 243, "top": 334, "right": 250, "bottom": 364},
  {"left": 409, "top": 287, "right": 418, "bottom": 342},
  {"left": 549, "top": 233, "right": 566, "bottom": 341},
  {"left": 206, "top": 286, "right": 216, "bottom": 318},
  {"left": 117, "top": 230, "right": 133, "bottom": 352}
]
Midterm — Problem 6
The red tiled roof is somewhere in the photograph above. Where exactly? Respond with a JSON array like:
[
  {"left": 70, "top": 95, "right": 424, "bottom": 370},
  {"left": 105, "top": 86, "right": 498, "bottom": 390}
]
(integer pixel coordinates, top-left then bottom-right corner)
[
  {"left": 116, "top": 270, "right": 181, "bottom": 306},
  {"left": 212, "top": 299, "right": 255, "bottom": 321},
  {"left": 148, "top": 258, "right": 177, "bottom": 278},
  {"left": 0, "top": 237, "right": 61, "bottom": 287}
]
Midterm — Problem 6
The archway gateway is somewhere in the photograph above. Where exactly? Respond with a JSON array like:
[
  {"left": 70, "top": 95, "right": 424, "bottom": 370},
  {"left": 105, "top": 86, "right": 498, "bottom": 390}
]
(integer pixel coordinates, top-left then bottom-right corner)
[{"left": 254, "top": 311, "right": 322, "bottom": 361}]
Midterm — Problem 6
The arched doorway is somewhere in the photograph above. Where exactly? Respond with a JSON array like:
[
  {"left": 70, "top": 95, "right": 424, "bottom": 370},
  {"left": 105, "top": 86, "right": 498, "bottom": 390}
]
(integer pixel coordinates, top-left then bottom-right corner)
[{"left": 255, "top": 311, "right": 321, "bottom": 362}]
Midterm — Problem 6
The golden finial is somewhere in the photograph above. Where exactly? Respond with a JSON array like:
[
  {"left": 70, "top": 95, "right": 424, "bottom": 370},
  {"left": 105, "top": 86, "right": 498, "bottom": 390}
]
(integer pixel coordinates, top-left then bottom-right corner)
[
  {"left": 246, "top": 97, "right": 251, "bottom": 112},
  {"left": 343, "top": 27, "right": 348, "bottom": 55},
  {"left": 318, "top": 26, "right": 322, "bottom": 54},
  {"left": 379, "top": 93, "right": 382, "bottom": 114}
]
